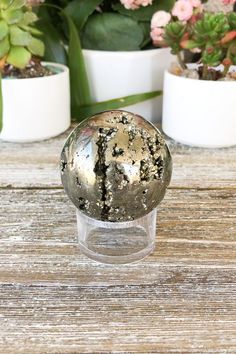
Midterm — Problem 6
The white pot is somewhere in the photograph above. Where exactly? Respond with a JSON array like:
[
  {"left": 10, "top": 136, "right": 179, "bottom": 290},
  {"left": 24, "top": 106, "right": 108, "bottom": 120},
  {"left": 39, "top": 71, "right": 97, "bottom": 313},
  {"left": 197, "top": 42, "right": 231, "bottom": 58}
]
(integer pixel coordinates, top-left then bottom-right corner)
[
  {"left": 83, "top": 48, "right": 174, "bottom": 123},
  {"left": 0, "top": 62, "right": 70, "bottom": 142},
  {"left": 162, "top": 66, "right": 236, "bottom": 148}
]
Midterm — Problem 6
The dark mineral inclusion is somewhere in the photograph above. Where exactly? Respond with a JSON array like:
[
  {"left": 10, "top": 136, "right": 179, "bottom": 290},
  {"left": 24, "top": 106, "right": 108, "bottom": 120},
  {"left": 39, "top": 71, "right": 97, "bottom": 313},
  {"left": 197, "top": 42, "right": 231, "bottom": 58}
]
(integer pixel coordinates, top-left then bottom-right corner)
[{"left": 61, "top": 110, "right": 172, "bottom": 222}]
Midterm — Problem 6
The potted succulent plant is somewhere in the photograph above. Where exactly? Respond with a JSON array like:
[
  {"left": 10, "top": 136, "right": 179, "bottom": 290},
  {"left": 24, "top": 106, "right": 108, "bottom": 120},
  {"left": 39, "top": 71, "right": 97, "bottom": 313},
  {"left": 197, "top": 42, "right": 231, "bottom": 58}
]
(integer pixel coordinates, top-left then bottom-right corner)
[
  {"left": 38, "top": 0, "right": 175, "bottom": 123},
  {"left": 151, "top": 0, "right": 236, "bottom": 147},
  {"left": 0, "top": 0, "right": 70, "bottom": 142}
]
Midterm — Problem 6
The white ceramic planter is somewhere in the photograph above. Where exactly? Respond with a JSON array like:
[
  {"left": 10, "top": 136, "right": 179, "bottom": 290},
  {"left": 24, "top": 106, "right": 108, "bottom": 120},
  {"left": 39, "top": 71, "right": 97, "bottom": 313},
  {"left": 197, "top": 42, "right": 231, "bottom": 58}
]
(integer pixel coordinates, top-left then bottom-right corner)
[
  {"left": 0, "top": 62, "right": 70, "bottom": 142},
  {"left": 83, "top": 48, "right": 174, "bottom": 123},
  {"left": 162, "top": 66, "right": 236, "bottom": 148}
]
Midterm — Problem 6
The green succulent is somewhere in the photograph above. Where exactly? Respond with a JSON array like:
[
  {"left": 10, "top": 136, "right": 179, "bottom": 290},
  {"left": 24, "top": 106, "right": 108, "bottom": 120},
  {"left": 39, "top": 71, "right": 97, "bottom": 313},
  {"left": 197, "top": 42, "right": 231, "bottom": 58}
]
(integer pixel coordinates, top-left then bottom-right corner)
[
  {"left": 193, "top": 13, "right": 236, "bottom": 71},
  {"left": 0, "top": 0, "right": 44, "bottom": 69},
  {"left": 164, "top": 21, "right": 186, "bottom": 55},
  {"left": 193, "top": 13, "right": 230, "bottom": 46},
  {"left": 201, "top": 47, "right": 223, "bottom": 67},
  {"left": 228, "top": 12, "right": 236, "bottom": 30}
]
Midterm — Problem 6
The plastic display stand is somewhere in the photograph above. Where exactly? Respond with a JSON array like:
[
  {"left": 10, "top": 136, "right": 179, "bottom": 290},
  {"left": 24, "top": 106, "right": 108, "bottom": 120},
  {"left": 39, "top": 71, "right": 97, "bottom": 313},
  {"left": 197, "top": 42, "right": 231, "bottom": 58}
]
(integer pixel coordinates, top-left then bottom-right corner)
[{"left": 76, "top": 208, "right": 157, "bottom": 264}]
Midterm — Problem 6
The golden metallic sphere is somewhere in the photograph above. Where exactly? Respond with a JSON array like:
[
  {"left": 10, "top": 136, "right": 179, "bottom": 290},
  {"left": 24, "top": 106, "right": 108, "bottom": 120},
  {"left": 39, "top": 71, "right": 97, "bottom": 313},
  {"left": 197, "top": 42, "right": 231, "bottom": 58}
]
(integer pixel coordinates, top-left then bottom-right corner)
[{"left": 61, "top": 110, "right": 172, "bottom": 222}]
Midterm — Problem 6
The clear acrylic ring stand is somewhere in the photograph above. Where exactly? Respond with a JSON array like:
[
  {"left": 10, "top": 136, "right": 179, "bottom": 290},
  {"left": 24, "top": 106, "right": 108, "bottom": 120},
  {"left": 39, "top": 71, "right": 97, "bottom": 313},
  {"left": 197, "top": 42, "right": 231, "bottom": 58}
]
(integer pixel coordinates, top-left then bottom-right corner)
[{"left": 76, "top": 208, "right": 157, "bottom": 264}]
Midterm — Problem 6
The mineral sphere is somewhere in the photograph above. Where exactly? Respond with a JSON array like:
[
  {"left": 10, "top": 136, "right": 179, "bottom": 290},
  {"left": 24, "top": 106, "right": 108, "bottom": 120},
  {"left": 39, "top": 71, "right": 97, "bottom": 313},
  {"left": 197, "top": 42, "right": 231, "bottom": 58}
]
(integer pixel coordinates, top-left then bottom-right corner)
[{"left": 61, "top": 110, "right": 172, "bottom": 222}]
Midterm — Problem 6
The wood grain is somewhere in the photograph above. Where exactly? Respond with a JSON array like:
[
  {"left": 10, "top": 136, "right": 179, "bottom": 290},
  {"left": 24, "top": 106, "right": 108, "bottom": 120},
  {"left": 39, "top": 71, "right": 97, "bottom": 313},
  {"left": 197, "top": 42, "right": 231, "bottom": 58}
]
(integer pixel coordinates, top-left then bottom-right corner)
[
  {"left": 1, "top": 188, "right": 236, "bottom": 244},
  {"left": 1, "top": 128, "right": 236, "bottom": 189},
  {"left": 0, "top": 275, "right": 235, "bottom": 354},
  {"left": 0, "top": 125, "right": 236, "bottom": 353}
]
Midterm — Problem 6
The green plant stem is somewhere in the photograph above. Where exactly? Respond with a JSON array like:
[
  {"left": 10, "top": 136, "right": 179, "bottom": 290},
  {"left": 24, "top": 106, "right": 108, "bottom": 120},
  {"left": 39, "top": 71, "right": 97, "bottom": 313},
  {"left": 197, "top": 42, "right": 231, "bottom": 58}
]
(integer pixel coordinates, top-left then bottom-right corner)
[
  {"left": 177, "top": 51, "right": 186, "bottom": 70},
  {"left": 223, "top": 64, "right": 230, "bottom": 77},
  {"left": 202, "top": 64, "right": 208, "bottom": 80},
  {"left": 223, "top": 45, "right": 233, "bottom": 77}
]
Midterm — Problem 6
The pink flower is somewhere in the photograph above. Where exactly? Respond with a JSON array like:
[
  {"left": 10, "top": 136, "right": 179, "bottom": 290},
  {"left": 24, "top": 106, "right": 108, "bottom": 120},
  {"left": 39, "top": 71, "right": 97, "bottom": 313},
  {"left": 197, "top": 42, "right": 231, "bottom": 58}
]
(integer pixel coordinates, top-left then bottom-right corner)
[
  {"left": 150, "top": 27, "right": 165, "bottom": 45},
  {"left": 120, "top": 0, "right": 137, "bottom": 9},
  {"left": 172, "top": 0, "right": 193, "bottom": 21},
  {"left": 27, "top": 0, "right": 44, "bottom": 5},
  {"left": 120, "top": 0, "right": 152, "bottom": 10},
  {"left": 151, "top": 11, "right": 171, "bottom": 28},
  {"left": 222, "top": 0, "right": 236, "bottom": 4},
  {"left": 189, "top": 0, "right": 202, "bottom": 7},
  {"left": 136, "top": 0, "right": 152, "bottom": 6}
]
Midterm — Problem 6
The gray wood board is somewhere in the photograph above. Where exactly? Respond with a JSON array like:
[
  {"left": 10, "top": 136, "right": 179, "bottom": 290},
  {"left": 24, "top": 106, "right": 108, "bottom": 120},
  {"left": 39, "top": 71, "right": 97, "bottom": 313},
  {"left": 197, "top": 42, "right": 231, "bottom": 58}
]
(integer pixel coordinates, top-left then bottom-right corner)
[
  {"left": 0, "top": 125, "right": 236, "bottom": 353},
  {"left": 1, "top": 128, "right": 236, "bottom": 189}
]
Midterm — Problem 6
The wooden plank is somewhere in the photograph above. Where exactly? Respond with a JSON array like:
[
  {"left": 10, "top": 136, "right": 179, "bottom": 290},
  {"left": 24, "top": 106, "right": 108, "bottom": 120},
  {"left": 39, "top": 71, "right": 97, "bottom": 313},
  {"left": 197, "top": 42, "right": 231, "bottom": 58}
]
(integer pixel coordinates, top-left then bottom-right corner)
[
  {"left": 0, "top": 189, "right": 77, "bottom": 243},
  {"left": 1, "top": 188, "right": 236, "bottom": 244},
  {"left": 0, "top": 269, "right": 234, "bottom": 353},
  {"left": 0, "top": 134, "right": 65, "bottom": 188},
  {"left": 0, "top": 188, "right": 235, "bottom": 285},
  {"left": 1, "top": 128, "right": 236, "bottom": 189},
  {"left": 1, "top": 126, "right": 236, "bottom": 353},
  {"left": 0, "top": 242, "right": 235, "bottom": 285}
]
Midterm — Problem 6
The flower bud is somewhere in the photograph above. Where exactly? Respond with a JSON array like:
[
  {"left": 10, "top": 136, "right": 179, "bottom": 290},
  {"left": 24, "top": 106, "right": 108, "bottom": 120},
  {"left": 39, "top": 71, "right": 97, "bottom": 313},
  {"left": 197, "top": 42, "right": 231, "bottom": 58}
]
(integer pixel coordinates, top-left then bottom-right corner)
[{"left": 223, "top": 58, "right": 232, "bottom": 66}]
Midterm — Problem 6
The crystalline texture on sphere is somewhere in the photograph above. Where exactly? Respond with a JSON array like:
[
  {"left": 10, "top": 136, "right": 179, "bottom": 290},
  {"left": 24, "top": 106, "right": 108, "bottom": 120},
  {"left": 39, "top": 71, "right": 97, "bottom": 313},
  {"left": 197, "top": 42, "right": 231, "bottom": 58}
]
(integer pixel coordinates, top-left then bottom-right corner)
[{"left": 61, "top": 110, "right": 172, "bottom": 222}]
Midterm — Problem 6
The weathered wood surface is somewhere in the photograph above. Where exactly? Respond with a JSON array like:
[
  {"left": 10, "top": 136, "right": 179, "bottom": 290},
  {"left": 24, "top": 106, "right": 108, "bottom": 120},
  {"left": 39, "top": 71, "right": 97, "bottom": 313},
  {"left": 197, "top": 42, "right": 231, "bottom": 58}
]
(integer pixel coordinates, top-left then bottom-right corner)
[
  {"left": 1, "top": 127, "right": 236, "bottom": 189},
  {"left": 0, "top": 127, "right": 236, "bottom": 353}
]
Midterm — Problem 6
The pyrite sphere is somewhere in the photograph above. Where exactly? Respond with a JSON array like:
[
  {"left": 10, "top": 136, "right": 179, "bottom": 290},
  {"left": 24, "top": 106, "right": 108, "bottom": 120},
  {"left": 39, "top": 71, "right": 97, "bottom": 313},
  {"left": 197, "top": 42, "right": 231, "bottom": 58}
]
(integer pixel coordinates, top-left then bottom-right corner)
[{"left": 61, "top": 110, "right": 172, "bottom": 222}]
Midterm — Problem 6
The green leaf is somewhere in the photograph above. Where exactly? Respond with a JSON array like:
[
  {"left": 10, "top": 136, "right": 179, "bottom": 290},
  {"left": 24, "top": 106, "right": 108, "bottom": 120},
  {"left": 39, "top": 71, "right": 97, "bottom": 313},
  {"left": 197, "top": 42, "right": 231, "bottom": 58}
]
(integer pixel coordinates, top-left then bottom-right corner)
[
  {"left": 37, "top": 20, "right": 67, "bottom": 64},
  {"left": 0, "top": 20, "right": 9, "bottom": 41},
  {"left": 7, "top": 45, "right": 31, "bottom": 68},
  {"left": 194, "top": 13, "right": 229, "bottom": 44},
  {"left": 8, "top": 0, "right": 25, "bottom": 10},
  {"left": 20, "top": 24, "right": 42, "bottom": 35},
  {"left": 38, "top": 3, "right": 92, "bottom": 115},
  {"left": 164, "top": 21, "right": 186, "bottom": 54},
  {"left": 181, "top": 39, "right": 199, "bottom": 49},
  {"left": 62, "top": 11, "right": 92, "bottom": 115},
  {"left": 139, "top": 21, "right": 152, "bottom": 49},
  {"left": 81, "top": 13, "right": 144, "bottom": 51},
  {"left": 0, "top": 74, "right": 2, "bottom": 133},
  {"left": 37, "top": 5, "right": 51, "bottom": 22},
  {"left": 3, "top": 9, "right": 23, "bottom": 24},
  {"left": 232, "top": 55, "right": 236, "bottom": 65},
  {"left": 112, "top": 0, "right": 175, "bottom": 22},
  {"left": 202, "top": 47, "right": 223, "bottom": 67},
  {"left": 28, "top": 37, "right": 44, "bottom": 56},
  {"left": 10, "top": 25, "right": 32, "bottom": 45},
  {"left": 0, "top": 0, "right": 13, "bottom": 10},
  {"left": 73, "top": 91, "right": 162, "bottom": 121},
  {"left": 65, "top": 0, "right": 103, "bottom": 32},
  {"left": 0, "top": 36, "right": 10, "bottom": 57},
  {"left": 228, "top": 13, "right": 236, "bottom": 30},
  {"left": 19, "top": 11, "right": 38, "bottom": 26}
]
